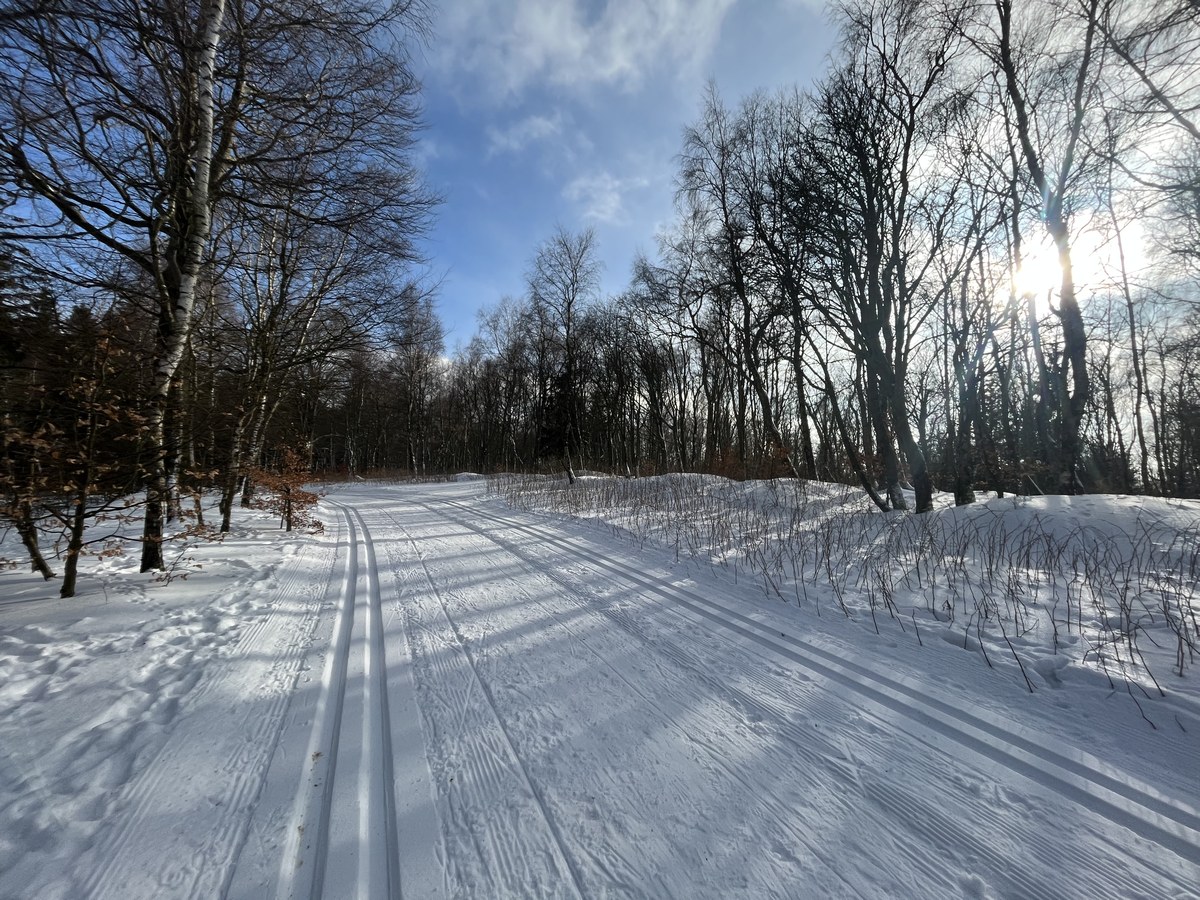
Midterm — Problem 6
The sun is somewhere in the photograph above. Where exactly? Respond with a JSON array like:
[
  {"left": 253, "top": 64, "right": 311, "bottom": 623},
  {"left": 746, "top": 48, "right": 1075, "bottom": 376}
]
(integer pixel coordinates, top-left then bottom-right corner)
[
  {"left": 1012, "top": 215, "right": 1151, "bottom": 306},
  {"left": 1013, "top": 242, "right": 1064, "bottom": 301}
]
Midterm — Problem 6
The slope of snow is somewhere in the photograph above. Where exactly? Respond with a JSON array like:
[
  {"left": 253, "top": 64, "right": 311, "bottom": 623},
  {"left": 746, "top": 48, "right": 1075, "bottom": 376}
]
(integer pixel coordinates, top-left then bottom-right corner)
[
  {"left": 1, "top": 481, "right": 1197, "bottom": 899},
  {"left": 498, "top": 475, "right": 1200, "bottom": 708}
]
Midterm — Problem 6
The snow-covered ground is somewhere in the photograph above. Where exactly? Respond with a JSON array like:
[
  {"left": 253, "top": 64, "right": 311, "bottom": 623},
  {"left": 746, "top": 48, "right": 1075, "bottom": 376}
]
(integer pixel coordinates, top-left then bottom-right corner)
[{"left": 1, "top": 480, "right": 1198, "bottom": 899}]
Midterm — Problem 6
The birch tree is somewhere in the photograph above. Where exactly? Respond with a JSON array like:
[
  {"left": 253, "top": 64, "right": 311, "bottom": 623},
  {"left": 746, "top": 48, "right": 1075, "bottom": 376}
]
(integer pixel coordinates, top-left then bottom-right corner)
[
  {"left": 1, "top": 0, "right": 229, "bottom": 570},
  {"left": 2, "top": 0, "right": 431, "bottom": 568}
]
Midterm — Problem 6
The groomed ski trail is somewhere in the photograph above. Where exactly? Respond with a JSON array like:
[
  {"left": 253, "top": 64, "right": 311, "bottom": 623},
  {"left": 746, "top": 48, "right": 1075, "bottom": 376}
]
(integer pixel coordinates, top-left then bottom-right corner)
[
  {"left": 432, "top": 494, "right": 1200, "bottom": 865},
  {"left": 32, "top": 482, "right": 1195, "bottom": 899},
  {"left": 271, "top": 502, "right": 443, "bottom": 900},
  {"left": 340, "top": 483, "right": 1198, "bottom": 900},
  {"left": 69, "top": 527, "right": 335, "bottom": 900}
]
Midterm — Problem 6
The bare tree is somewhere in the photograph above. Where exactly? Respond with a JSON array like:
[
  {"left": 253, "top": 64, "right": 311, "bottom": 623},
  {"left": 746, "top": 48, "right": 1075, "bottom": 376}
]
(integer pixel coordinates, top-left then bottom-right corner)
[
  {"left": 1, "top": 0, "right": 431, "bottom": 568},
  {"left": 801, "top": 0, "right": 974, "bottom": 512},
  {"left": 988, "top": 0, "right": 1103, "bottom": 493},
  {"left": 1, "top": 0, "right": 231, "bottom": 569},
  {"left": 526, "top": 226, "right": 601, "bottom": 483},
  {"left": 1098, "top": 0, "right": 1200, "bottom": 169}
]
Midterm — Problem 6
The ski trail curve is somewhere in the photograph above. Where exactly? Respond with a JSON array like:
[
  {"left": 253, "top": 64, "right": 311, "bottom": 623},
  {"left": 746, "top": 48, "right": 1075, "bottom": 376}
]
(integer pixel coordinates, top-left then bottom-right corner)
[{"left": 433, "top": 495, "right": 1200, "bottom": 890}]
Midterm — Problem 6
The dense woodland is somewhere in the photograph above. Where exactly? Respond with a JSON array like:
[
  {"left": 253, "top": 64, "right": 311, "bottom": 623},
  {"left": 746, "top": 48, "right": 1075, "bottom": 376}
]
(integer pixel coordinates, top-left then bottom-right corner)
[{"left": 3, "top": 0, "right": 1200, "bottom": 593}]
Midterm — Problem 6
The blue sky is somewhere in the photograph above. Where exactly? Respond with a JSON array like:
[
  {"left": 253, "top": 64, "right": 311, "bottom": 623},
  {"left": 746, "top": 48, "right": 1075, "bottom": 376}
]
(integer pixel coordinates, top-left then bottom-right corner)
[{"left": 415, "top": 1, "right": 837, "bottom": 349}]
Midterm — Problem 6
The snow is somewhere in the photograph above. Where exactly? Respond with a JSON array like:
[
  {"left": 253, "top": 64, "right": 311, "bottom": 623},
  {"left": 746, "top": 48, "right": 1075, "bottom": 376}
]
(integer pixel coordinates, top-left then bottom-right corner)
[{"left": 1, "top": 479, "right": 1198, "bottom": 899}]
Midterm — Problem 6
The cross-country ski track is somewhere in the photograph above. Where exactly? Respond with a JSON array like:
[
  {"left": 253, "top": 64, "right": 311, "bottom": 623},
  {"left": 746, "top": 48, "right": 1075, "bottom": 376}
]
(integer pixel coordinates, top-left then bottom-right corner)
[{"left": 2, "top": 480, "right": 1198, "bottom": 899}]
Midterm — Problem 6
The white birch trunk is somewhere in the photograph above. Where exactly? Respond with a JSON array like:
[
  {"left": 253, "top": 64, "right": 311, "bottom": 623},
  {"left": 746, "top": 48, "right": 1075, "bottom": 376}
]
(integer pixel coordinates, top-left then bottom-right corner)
[{"left": 141, "top": 0, "right": 228, "bottom": 571}]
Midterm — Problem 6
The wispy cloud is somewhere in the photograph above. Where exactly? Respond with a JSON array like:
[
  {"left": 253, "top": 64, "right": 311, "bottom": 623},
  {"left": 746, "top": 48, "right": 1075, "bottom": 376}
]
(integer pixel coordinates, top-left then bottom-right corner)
[
  {"left": 411, "top": 136, "right": 444, "bottom": 173},
  {"left": 434, "top": 0, "right": 738, "bottom": 102},
  {"left": 563, "top": 170, "right": 649, "bottom": 224},
  {"left": 777, "top": 0, "right": 829, "bottom": 14},
  {"left": 486, "top": 112, "right": 565, "bottom": 157}
]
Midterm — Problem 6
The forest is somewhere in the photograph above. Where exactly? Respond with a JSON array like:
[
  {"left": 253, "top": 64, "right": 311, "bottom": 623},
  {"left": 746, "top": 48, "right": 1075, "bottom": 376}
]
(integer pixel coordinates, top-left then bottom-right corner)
[{"left": 2, "top": 0, "right": 1199, "bottom": 594}]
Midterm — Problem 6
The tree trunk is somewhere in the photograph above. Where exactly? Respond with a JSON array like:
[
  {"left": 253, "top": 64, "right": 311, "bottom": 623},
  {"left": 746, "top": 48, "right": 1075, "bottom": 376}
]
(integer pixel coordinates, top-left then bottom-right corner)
[
  {"left": 240, "top": 393, "right": 276, "bottom": 508},
  {"left": 950, "top": 419, "right": 977, "bottom": 507},
  {"left": 140, "top": 0, "right": 228, "bottom": 572},
  {"left": 60, "top": 495, "right": 89, "bottom": 599},
  {"left": 794, "top": 370, "right": 818, "bottom": 480},
  {"left": 1026, "top": 294, "right": 1055, "bottom": 467},
  {"left": 864, "top": 361, "right": 905, "bottom": 510},
  {"left": 62, "top": 395, "right": 100, "bottom": 598},
  {"left": 219, "top": 437, "right": 243, "bottom": 533},
  {"left": 833, "top": 376, "right": 891, "bottom": 512},
  {"left": 164, "top": 374, "right": 184, "bottom": 524},
  {"left": 1051, "top": 235, "right": 1089, "bottom": 493},
  {"left": 745, "top": 354, "right": 801, "bottom": 479},
  {"left": 14, "top": 501, "right": 55, "bottom": 580},
  {"left": 810, "top": 338, "right": 890, "bottom": 512},
  {"left": 896, "top": 427, "right": 931, "bottom": 512}
]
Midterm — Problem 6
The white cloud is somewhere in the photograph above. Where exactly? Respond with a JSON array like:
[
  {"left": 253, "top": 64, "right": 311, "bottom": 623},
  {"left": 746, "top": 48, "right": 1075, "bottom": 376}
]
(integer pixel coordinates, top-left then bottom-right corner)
[
  {"left": 776, "top": 0, "right": 827, "bottom": 12},
  {"left": 486, "top": 112, "right": 566, "bottom": 156},
  {"left": 563, "top": 170, "right": 649, "bottom": 224},
  {"left": 434, "top": 0, "right": 738, "bottom": 101},
  {"left": 411, "top": 136, "right": 443, "bottom": 172}
]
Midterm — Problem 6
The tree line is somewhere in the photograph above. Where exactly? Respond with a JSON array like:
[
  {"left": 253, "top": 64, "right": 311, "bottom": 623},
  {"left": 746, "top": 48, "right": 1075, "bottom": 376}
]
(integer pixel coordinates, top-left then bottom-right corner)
[
  {"left": 432, "top": 0, "right": 1200, "bottom": 508},
  {"left": 1, "top": 0, "right": 436, "bottom": 592},
  {"left": 3, "top": 0, "right": 1199, "bottom": 595}
]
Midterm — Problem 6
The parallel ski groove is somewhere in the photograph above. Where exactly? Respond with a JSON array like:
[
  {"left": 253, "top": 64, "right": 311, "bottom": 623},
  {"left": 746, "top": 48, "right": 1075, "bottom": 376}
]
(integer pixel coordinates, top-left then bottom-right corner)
[
  {"left": 277, "top": 505, "right": 357, "bottom": 900},
  {"left": 429, "top": 507, "right": 1085, "bottom": 899},
  {"left": 382, "top": 505, "right": 589, "bottom": 900},
  {"left": 350, "top": 504, "right": 401, "bottom": 900},
  {"left": 438, "top": 497, "right": 1200, "bottom": 873},
  {"left": 434, "top": 503, "right": 1120, "bottom": 898}
]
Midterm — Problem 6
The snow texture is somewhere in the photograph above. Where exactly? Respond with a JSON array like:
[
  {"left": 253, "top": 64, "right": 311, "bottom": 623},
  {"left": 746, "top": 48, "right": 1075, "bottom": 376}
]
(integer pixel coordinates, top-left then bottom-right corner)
[{"left": 1, "top": 480, "right": 1198, "bottom": 899}]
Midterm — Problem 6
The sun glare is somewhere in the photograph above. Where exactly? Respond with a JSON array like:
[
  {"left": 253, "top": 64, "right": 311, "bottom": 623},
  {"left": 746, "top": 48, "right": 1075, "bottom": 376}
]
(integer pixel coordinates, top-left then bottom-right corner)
[
  {"left": 1007, "top": 217, "right": 1149, "bottom": 314},
  {"left": 1014, "top": 244, "right": 1063, "bottom": 300}
]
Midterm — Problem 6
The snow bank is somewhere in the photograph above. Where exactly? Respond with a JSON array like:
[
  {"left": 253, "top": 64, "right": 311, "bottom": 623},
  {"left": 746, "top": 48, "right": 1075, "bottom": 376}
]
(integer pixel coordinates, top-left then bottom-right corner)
[{"left": 491, "top": 473, "right": 1200, "bottom": 702}]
